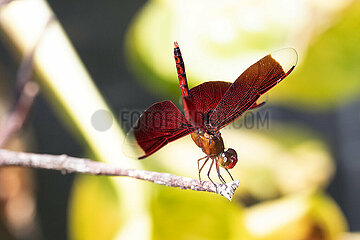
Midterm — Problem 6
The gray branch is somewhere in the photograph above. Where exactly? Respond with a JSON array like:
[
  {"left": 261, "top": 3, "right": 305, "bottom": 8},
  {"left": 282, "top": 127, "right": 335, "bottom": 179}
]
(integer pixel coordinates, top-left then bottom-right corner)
[{"left": 0, "top": 149, "right": 240, "bottom": 201}]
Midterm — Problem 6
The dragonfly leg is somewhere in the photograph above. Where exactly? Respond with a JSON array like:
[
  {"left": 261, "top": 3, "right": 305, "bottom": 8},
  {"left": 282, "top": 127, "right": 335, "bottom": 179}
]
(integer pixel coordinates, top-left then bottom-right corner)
[
  {"left": 225, "top": 168, "right": 234, "bottom": 181},
  {"left": 215, "top": 160, "right": 226, "bottom": 185},
  {"left": 197, "top": 156, "right": 209, "bottom": 184},
  {"left": 207, "top": 159, "right": 216, "bottom": 189}
]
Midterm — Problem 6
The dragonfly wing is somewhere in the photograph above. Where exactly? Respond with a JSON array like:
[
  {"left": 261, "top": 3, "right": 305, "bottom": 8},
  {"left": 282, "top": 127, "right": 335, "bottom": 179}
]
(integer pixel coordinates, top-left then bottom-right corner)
[
  {"left": 188, "top": 81, "right": 232, "bottom": 128},
  {"left": 189, "top": 81, "right": 232, "bottom": 115},
  {"left": 249, "top": 100, "right": 266, "bottom": 110},
  {"left": 209, "top": 48, "right": 298, "bottom": 130},
  {"left": 123, "top": 100, "right": 195, "bottom": 159},
  {"left": 182, "top": 96, "right": 206, "bottom": 130}
]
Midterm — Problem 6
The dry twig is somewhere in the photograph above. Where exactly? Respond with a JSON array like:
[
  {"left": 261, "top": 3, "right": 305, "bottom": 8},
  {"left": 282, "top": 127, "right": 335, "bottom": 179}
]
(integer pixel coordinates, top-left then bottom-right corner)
[{"left": 0, "top": 149, "right": 240, "bottom": 200}]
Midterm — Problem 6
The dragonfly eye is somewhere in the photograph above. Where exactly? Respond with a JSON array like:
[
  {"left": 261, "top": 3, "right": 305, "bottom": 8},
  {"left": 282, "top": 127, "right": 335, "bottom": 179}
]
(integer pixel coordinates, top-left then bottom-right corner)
[{"left": 219, "top": 148, "right": 238, "bottom": 169}]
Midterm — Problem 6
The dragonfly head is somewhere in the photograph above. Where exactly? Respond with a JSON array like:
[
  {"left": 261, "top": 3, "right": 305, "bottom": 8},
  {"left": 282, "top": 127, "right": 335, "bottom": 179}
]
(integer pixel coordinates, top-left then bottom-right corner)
[{"left": 219, "top": 148, "right": 238, "bottom": 169}]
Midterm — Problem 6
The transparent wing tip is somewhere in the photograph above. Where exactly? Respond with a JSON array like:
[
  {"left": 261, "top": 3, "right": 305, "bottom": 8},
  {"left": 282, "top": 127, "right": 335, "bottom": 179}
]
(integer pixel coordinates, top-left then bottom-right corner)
[
  {"left": 270, "top": 48, "right": 298, "bottom": 74},
  {"left": 122, "top": 127, "right": 146, "bottom": 160}
]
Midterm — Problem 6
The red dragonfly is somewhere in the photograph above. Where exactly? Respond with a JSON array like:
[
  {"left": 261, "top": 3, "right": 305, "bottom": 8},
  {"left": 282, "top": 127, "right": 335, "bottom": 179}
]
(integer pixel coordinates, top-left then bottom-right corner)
[{"left": 125, "top": 42, "right": 297, "bottom": 186}]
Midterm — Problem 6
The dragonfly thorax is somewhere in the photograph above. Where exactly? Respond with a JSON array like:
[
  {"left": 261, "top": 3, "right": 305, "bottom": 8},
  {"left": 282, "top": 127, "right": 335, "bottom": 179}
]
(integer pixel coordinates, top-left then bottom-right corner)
[{"left": 190, "top": 129, "right": 224, "bottom": 156}]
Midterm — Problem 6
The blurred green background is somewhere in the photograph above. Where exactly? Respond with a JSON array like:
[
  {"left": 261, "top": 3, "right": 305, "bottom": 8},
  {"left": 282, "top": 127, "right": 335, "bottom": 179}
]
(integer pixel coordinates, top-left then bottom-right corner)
[{"left": 0, "top": 0, "right": 360, "bottom": 239}]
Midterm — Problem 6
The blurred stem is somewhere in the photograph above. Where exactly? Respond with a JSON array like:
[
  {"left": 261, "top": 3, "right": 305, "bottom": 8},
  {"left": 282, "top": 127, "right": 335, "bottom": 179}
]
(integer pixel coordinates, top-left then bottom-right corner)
[
  {"left": 0, "top": 14, "right": 46, "bottom": 148},
  {"left": 0, "top": 81, "right": 39, "bottom": 147},
  {"left": 0, "top": 0, "right": 151, "bottom": 239},
  {"left": 0, "top": 0, "right": 12, "bottom": 7}
]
